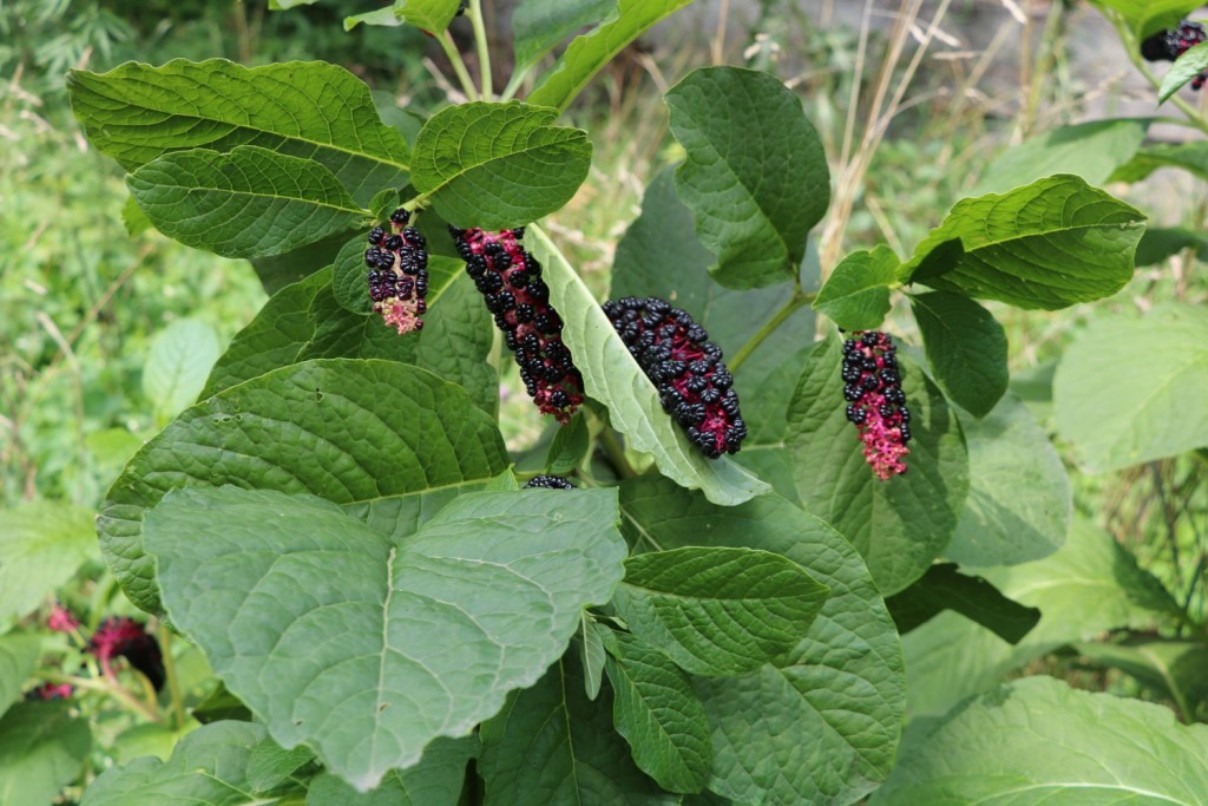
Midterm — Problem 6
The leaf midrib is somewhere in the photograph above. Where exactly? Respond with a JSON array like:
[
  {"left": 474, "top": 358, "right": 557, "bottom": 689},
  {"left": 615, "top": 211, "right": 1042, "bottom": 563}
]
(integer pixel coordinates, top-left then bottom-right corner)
[{"left": 421, "top": 128, "right": 584, "bottom": 191}]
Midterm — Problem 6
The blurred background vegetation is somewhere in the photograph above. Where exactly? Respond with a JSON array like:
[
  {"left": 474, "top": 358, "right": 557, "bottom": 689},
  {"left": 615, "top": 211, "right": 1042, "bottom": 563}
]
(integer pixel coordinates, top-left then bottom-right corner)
[{"left": 1, "top": 0, "right": 1204, "bottom": 730}]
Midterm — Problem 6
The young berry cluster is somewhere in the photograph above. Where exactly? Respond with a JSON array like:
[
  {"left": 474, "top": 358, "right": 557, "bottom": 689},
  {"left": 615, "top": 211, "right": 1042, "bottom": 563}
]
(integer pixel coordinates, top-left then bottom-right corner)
[
  {"left": 89, "top": 617, "right": 166, "bottom": 691},
  {"left": 450, "top": 226, "right": 584, "bottom": 423},
  {"left": 1142, "top": 21, "right": 1208, "bottom": 88},
  {"left": 603, "top": 297, "right": 746, "bottom": 458},
  {"left": 523, "top": 474, "right": 575, "bottom": 490},
  {"left": 366, "top": 208, "right": 430, "bottom": 335},
  {"left": 842, "top": 331, "right": 911, "bottom": 480}
]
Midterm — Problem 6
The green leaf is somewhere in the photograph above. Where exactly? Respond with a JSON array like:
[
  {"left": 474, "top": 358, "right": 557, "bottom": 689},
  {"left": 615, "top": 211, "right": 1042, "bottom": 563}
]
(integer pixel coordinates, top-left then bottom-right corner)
[
  {"left": 143, "top": 318, "right": 223, "bottom": 418},
  {"left": 612, "top": 547, "right": 828, "bottom": 676},
  {"left": 605, "top": 631, "right": 711, "bottom": 794},
  {"left": 191, "top": 684, "right": 251, "bottom": 726},
  {"left": 100, "top": 359, "right": 509, "bottom": 614},
  {"left": 946, "top": 393, "right": 1070, "bottom": 566},
  {"left": 1087, "top": 0, "right": 1204, "bottom": 38},
  {"left": 900, "top": 175, "right": 1146, "bottom": 310},
  {"left": 902, "top": 517, "right": 1180, "bottom": 718},
  {"left": 1110, "top": 141, "right": 1208, "bottom": 183},
  {"left": 666, "top": 67, "right": 829, "bottom": 289},
  {"left": 344, "top": 7, "right": 400, "bottom": 30},
  {"left": 910, "top": 291, "right": 1008, "bottom": 418},
  {"left": 146, "top": 486, "right": 627, "bottom": 791},
  {"left": 527, "top": 0, "right": 696, "bottom": 112},
  {"left": 411, "top": 102, "right": 592, "bottom": 229},
  {"left": 871, "top": 676, "right": 1208, "bottom": 804},
  {"left": 81, "top": 721, "right": 281, "bottom": 805},
  {"left": 1135, "top": 226, "right": 1208, "bottom": 265},
  {"left": 128, "top": 145, "right": 367, "bottom": 259},
  {"left": 580, "top": 617, "right": 608, "bottom": 701},
  {"left": 513, "top": 0, "right": 618, "bottom": 68},
  {"left": 394, "top": 0, "right": 461, "bottom": 34},
  {"left": 0, "top": 701, "right": 90, "bottom": 806},
  {"left": 306, "top": 736, "right": 478, "bottom": 806},
  {"left": 251, "top": 228, "right": 358, "bottom": 294},
  {"left": 67, "top": 59, "right": 409, "bottom": 206},
  {"left": 121, "top": 194, "right": 152, "bottom": 235},
  {"left": 1055, "top": 303, "right": 1208, "bottom": 473},
  {"left": 885, "top": 563, "right": 1040, "bottom": 644},
  {"left": 246, "top": 740, "right": 313, "bottom": 792},
  {"left": 0, "top": 636, "right": 40, "bottom": 721},
  {"left": 409, "top": 268, "right": 499, "bottom": 416},
  {"left": 546, "top": 411, "right": 590, "bottom": 474},
  {"left": 620, "top": 479, "right": 905, "bottom": 805},
  {"left": 972, "top": 118, "right": 1150, "bottom": 195},
  {"left": 0, "top": 501, "right": 97, "bottom": 624},
  {"left": 1160, "top": 40, "right": 1208, "bottom": 102},
  {"left": 1074, "top": 639, "right": 1208, "bottom": 720},
  {"left": 528, "top": 224, "right": 769, "bottom": 506},
  {"left": 479, "top": 655, "right": 674, "bottom": 804},
  {"left": 812, "top": 246, "right": 897, "bottom": 330},
  {"left": 786, "top": 332, "right": 968, "bottom": 595}
]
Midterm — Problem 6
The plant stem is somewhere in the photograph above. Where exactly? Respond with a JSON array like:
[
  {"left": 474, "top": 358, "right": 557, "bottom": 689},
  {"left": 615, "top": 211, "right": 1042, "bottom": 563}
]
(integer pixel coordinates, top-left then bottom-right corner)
[
  {"left": 468, "top": 0, "right": 493, "bottom": 100},
  {"left": 500, "top": 62, "right": 535, "bottom": 102},
  {"left": 598, "top": 426, "right": 637, "bottom": 479},
  {"left": 728, "top": 289, "right": 812, "bottom": 373},
  {"left": 160, "top": 626, "right": 188, "bottom": 730},
  {"left": 46, "top": 670, "right": 163, "bottom": 723},
  {"left": 438, "top": 30, "right": 479, "bottom": 101}
]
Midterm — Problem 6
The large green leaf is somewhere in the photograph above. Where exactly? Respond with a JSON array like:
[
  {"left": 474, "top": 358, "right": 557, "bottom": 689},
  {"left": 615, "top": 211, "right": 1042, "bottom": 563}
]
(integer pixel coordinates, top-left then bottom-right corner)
[
  {"left": 885, "top": 563, "right": 1040, "bottom": 644},
  {"left": 0, "top": 636, "right": 40, "bottom": 721},
  {"left": 100, "top": 359, "right": 509, "bottom": 614},
  {"left": 479, "top": 655, "right": 673, "bottom": 804},
  {"left": 67, "top": 59, "right": 409, "bottom": 206},
  {"left": 0, "top": 701, "right": 90, "bottom": 806},
  {"left": 911, "top": 291, "right": 1008, "bottom": 418},
  {"left": 1110, "top": 141, "right": 1208, "bottom": 183},
  {"left": 250, "top": 228, "right": 357, "bottom": 294},
  {"left": 604, "top": 631, "right": 711, "bottom": 794},
  {"left": 812, "top": 246, "right": 897, "bottom": 330},
  {"left": 411, "top": 102, "right": 591, "bottom": 229},
  {"left": 527, "top": 0, "right": 695, "bottom": 112},
  {"left": 946, "top": 393, "right": 1070, "bottom": 566},
  {"left": 81, "top": 721, "right": 289, "bottom": 805},
  {"left": 393, "top": 0, "right": 461, "bottom": 34},
  {"left": 666, "top": 67, "right": 829, "bottom": 289},
  {"left": 1074, "top": 639, "right": 1208, "bottom": 721},
  {"left": 0, "top": 502, "right": 97, "bottom": 625},
  {"left": 620, "top": 479, "right": 905, "bottom": 805},
  {"left": 786, "top": 332, "right": 968, "bottom": 595},
  {"left": 902, "top": 517, "right": 1180, "bottom": 718},
  {"left": 872, "top": 676, "right": 1208, "bottom": 804},
  {"left": 972, "top": 118, "right": 1149, "bottom": 195},
  {"left": 1087, "top": 0, "right": 1204, "bottom": 38},
  {"left": 528, "top": 224, "right": 768, "bottom": 506},
  {"left": 513, "top": 0, "right": 618, "bottom": 68},
  {"left": 306, "top": 736, "right": 478, "bottom": 805},
  {"left": 612, "top": 547, "right": 828, "bottom": 677},
  {"left": 146, "top": 485, "right": 627, "bottom": 790},
  {"left": 900, "top": 175, "right": 1145, "bottom": 310},
  {"left": 1161, "top": 41, "right": 1208, "bottom": 102},
  {"left": 1055, "top": 303, "right": 1208, "bottom": 473},
  {"left": 1135, "top": 226, "right": 1208, "bottom": 266},
  {"left": 143, "top": 318, "right": 223, "bottom": 419},
  {"left": 128, "top": 145, "right": 367, "bottom": 259}
]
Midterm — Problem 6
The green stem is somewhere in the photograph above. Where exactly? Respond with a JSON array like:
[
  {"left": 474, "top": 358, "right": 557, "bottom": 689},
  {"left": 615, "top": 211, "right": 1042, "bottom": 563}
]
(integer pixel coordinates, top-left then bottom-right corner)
[
  {"left": 160, "top": 626, "right": 188, "bottom": 730},
  {"left": 44, "top": 670, "right": 163, "bottom": 723},
  {"left": 598, "top": 427, "right": 637, "bottom": 479},
  {"left": 500, "top": 62, "right": 536, "bottom": 102},
  {"left": 438, "top": 30, "right": 479, "bottom": 101},
  {"left": 468, "top": 0, "right": 493, "bottom": 100},
  {"left": 727, "top": 290, "right": 812, "bottom": 373}
]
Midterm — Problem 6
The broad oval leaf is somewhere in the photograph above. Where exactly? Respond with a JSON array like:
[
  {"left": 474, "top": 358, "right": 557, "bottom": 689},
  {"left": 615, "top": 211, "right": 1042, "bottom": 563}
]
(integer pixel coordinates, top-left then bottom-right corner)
[
  {"left": 145, "top": 486, "right": 628, "bottom": 790},
  {"left": 67, "top": 59, "right": 410, "bottom": 205},
  {"left": 0, "top": 635, "right": 40, "bottom": 720},
  {"left": 528, "top": 224, "right": 769, "bottom": 506},
  {"left": 786, "top": 332, "right": 969, "bottom": 595},
  {"left": 100, "top": 359, "right": 509, "bottom": 614},
  {"left": 1111, "top": 141, "right": 1208, "bottom": 183},
  {"left": 900, "top": 175, "right": 1145, "bottom": 310},
  {"left": 1160, "top": 41, "right": 1208, "bottom": 102},
  {"left": 128, "top": 145, "right": 368, "bottom": 259},
  {"left": 612, "top": 547, "right": 828, "bottom": 677},
  {"left": 885, "top": 563, "right": 1040, "bottom": 644},
  {"left": 0, "top": 701, "right": 91, "bottom": 806},
  {"left": 0, "top": 501, "right": 98, "bottom": 624},
  {"left": 604, "top": 631, "right": 712, "bottom": 794},
  {"left": 813, "top": 246, "right": 897, "bottom": 330},
  {"left": 143, "top": 318, "right": 223, "bottom": 419},
  {"left": 527, "top": 0, "right": 695, "bottom": 112},
  {"left": 411, "top": 101, "right": 591, "bottom": 229},
  {"left": 1055, "top": 303, "right": 1208, "bottom": 473},
  {"left": 667, "top": 67, "right": 830, "bottom": 289},
  {"left": 620, "top": 479, "right": 906, "bottom": 805},
  {"left": 871, "top": 676, "right": 1208, "bottom": 804},
  {"left": 911, "top": 291, "right": 1008, "bottom": 418},
  {"left": 513, "top": 0, "right": 618, "bottom": 68}
]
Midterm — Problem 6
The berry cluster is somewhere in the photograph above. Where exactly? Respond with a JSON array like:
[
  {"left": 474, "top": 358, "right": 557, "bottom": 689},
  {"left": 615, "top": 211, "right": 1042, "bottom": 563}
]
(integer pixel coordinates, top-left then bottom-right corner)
[
  {"left": 523, "top": 474, "right": 575, "bottom": 490},
  {"left": 1142, "top": 21, "right": 1208, "bottom": 89},
  {"left": 602, "top": 297, "right": 746, "bottom": 458},
  {"left": 450, "top": 226, "right": 584, "bottom": 423},
  {"left": 842, "top": 331, "right": 911, "bottom": 480},
  {"left": 89, "top": 617, "right": 166, "bottom": 691},
  {"left": 366, "top": 208, "right": 430, "bottom": 335}
]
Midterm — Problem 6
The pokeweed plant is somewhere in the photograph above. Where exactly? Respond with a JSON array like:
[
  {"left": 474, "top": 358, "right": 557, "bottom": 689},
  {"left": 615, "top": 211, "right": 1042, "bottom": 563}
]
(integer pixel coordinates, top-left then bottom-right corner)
[{"left": 0, "top": 0, "right": 1194, "bottom": 802}]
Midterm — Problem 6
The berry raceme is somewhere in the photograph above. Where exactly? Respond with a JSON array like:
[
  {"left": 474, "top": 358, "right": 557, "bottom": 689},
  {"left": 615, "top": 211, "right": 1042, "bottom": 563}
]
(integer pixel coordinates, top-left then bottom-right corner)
[
  {"left": 603, "top": 296, "right": 747, "bottom": 459},
  {"left": 450, "top": 226, "right": 584, "bottom": 423},
  {"left": 842, "top": 331, "right": 911, "bottom": 480},
  {"left": 1141, "top": 20, "right": 1208, "bottom": 89},
  {"left": 366, "top": 208, "right": 430, "bottom": 335},
  {"left": 88, "top": 617, "right": 166, "bottom": 692},
  {"left": 523, "top": 474, "right": 576, "bottom": 489}
]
